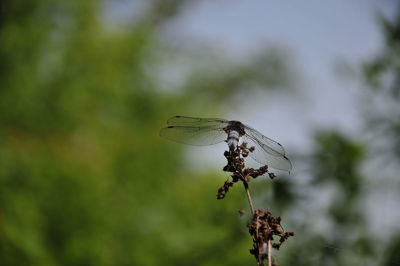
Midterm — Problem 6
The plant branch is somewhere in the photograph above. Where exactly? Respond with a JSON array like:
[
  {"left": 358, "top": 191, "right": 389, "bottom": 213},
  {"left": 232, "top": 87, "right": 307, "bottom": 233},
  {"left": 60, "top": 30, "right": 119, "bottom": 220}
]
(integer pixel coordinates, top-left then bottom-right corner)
[
  {"left": 268, "top": 239, "right": 272, "bottom": 266},
  {"left": 243, "top": 181, "right": 255, "bottom": 215},
  {"left": 218, "top": 143, "right": 294, "bottom": 266}
]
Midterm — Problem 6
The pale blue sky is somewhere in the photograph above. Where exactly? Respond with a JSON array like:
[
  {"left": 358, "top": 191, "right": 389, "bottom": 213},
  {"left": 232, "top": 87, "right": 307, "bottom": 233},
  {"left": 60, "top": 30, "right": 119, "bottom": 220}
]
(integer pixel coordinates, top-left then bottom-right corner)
[{"left": 158, "top": 1, "right": 396, "bottom": 152}]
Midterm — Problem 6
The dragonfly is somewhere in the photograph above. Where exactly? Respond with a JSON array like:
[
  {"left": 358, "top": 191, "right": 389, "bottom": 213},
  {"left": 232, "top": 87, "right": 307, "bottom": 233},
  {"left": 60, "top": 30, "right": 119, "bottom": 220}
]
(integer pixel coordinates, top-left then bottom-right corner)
[{"left": 160, "top": 116, "right": 292, "bottom": 171}]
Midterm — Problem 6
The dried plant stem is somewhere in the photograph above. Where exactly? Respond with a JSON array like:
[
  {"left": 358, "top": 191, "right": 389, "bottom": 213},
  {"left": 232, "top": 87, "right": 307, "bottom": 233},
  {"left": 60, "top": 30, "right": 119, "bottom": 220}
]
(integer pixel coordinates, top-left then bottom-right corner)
[
  {"left": 244, "top": 182, "right": 268, "bottom": 266},
  {"left": 218, "top": 144, "right": 294, "bottom": 266},
  {"left": 256, "top": 215, "right": 261, "bottom": 265},
  {"left": 268, "top": 240, "right": 272, "bottom": 266},
  {"left": 243, "top": 182, "right": 255, "bottom": 215}
]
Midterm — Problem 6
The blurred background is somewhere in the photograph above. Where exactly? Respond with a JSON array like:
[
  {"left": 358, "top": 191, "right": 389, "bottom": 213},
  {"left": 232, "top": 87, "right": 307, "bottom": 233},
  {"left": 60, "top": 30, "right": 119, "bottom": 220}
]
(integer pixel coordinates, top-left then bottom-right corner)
[{"left": 1, "top": 0, "right": 400, "bottom": 265}]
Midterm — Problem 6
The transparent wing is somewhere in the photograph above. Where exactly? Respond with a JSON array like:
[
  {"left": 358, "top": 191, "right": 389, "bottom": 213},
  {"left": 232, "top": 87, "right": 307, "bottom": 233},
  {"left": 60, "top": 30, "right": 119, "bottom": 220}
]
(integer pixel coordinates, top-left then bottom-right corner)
[
  {"left": 160, "top": 126, "right": 227, "bottom": 146},
  {"left": 242, "top": 133, "right": 292, "bottom": 172},
  {"left": 243, "top": 124, "right": 286, "bottom": 156},
  {"left": 167, "top": 116, "right": 229, "bottom": 128}
]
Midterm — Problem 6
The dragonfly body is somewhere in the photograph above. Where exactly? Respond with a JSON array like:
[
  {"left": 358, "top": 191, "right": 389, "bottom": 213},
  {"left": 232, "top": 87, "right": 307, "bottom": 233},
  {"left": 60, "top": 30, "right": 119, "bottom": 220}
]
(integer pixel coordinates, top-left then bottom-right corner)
[
  {"left": 160, "top": 116, "right": 292, "bottom": 171},
  {"left": 226, "top": 130, "right": 239, "bottom": 151},
  {"left": 224, "top": 120, "right": 245, "bottom": 151}
]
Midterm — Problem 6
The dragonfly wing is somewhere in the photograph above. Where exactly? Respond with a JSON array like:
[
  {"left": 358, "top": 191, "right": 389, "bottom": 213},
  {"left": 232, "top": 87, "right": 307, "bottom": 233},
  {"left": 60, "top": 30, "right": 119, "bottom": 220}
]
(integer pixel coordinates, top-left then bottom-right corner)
[
  {"left": 243, "top": 124, "right": 286, "bottom": 156},
  {"left": 167, "top": 116, "right": 229, "bottom": 128},
  {"left": 160, "top": 126, "right": 227, "bottom": 146},
  {"left": 242, "top": 134, "right": 292, "bottom": 171}
]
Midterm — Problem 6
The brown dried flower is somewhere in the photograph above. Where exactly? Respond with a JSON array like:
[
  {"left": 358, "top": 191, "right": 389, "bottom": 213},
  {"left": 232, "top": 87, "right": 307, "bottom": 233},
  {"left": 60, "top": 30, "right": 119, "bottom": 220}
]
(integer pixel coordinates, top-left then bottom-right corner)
[{"left": 217, "top": 142, "right": 294, "bottom": 265}]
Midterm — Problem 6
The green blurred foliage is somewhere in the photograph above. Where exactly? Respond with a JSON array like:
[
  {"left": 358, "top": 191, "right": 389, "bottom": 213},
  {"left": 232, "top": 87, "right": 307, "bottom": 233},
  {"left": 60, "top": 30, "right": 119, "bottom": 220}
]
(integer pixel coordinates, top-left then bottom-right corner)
[
  {"left": 383, "top": 234, "right": 400, "bottom": 266},
  {"left": 362, "top": 12, "right": 400, "bottom": 99},
  {"left": 0, "top": 0, "right": 293, "bottom": 265},
  {"left": 278, "top": 6, "right": 400, "bottom": 266},
  {"left": 362, "top": 6, "right": 400, "bottom": 161},
  {"left": 312, "top": 132, "right": 364, "bottom": 201},
  {"left": 361, "top": 6, "right": 400, "bottom": 266},
  {"left": 1, "top": 0, "right": 399, "bottom": 265},
  {"left": 277, "top": 132, "right": 373, "bottom": 266}
]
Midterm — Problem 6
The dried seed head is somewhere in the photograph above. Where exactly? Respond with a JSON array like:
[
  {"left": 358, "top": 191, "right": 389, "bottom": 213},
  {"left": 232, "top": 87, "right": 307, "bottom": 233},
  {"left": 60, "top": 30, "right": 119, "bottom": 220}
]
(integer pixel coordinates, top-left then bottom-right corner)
[
  {"left": 218, "top": 143, "right": 293, "bottom": 265},
  {"left": 248, "top": 208, "right": 294, "bottom": 262},
  {"left": 268, "top": 172, "right": 276, "bottom": 179}
]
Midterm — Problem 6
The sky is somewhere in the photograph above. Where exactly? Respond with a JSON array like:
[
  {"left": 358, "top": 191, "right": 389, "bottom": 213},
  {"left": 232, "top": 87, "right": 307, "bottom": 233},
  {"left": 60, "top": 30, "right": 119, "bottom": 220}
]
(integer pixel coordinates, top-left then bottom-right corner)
[
  {"left": 108, "top": 1, "right": 397, "bottom": 154},
  {"left": 153, "top": 0, "right": 398, "bottom": 163},
  {"left": 167, "top": 0, "right": 388, "bottom": 145}
]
